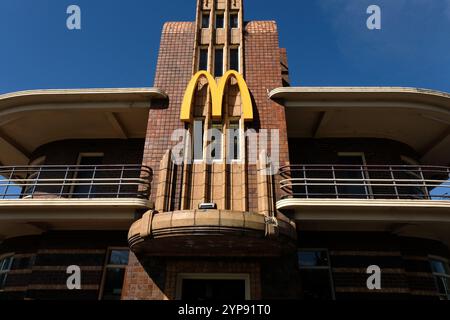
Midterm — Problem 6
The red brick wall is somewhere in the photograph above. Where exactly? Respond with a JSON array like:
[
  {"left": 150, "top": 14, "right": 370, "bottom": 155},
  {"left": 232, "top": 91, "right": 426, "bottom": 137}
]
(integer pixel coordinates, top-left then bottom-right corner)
[
  {"left": 122, "top": 22, "right": 196, "bottom": 300},
  {"left": 142, "top": 22, "right": 195, "bottom": 206},
  {"left": 244, "top": 21, "right": 290, "bottom": 211}
]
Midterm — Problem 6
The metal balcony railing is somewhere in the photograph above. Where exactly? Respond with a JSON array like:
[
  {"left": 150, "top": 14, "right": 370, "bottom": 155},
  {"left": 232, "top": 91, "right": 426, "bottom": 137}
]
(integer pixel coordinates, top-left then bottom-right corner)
[
  {"left": 279, "top": 165, "right": 450, "bottom": 201},
  {"left": 0, "top": 165, "right": 152, "bottom": 200}
]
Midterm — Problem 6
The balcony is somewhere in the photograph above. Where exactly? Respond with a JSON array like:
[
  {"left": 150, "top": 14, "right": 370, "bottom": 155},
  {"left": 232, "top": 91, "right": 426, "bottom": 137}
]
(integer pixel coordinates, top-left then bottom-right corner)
[
  {"left": 0, "top": 164, "right": 152, "bottom": 200},
  {"left": 0, "top": 164, "right": 153, "bottom": 238},
  {"left": 277, "top": 164, "right": 450, "bottom": 223}
]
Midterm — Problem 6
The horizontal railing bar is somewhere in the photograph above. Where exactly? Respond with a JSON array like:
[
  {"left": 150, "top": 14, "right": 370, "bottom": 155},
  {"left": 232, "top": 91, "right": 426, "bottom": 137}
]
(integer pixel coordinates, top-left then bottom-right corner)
[
  {"left": 280, "top": 178, "right": 450, "bottom": 183},
  {"left": 278, "top": 164, "right": 450, "bottom": 201}
]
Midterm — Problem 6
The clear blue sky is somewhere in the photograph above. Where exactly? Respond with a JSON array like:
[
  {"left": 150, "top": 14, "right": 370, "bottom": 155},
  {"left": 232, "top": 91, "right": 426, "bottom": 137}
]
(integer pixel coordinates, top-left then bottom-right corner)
[{"left": 1, "top": 0, "right": 450, "bottom": 94}]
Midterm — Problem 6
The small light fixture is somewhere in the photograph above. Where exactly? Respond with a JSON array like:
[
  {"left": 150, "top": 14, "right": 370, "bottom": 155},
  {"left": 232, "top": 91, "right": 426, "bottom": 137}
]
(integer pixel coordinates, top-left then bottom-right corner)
[{"left": 199, "top": 203, "right": 217, "bottom": 210}]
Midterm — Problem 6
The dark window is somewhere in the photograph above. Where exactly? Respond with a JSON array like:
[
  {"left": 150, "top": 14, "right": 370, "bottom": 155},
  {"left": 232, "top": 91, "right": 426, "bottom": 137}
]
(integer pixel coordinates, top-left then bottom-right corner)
[
  {"left": 72, "top": 155, "right": 104, "bottom": 198},
  {"left": 181, "top": 279, "right": 246, "bottom": 301},
  {"left": 201, "top": 13, "right": 210, "bottom": 28},
  {"left": 100, "top": 249, "right": 129, "bottom": 300},
  {"left": 335, "top": 154, "right": 369, "bottom": 199},
  {"left": 216, "top": 14, "right": 224, "bottom": 28},
  {"left": 199, "top": 49, "right": 208, "bottom": 71},
  {"left": 214, "top": 48, "right": 223, "bottom": 77},
  {"left": 230, "top": 13, "right": 239, "bottom": 28},
  {"left": 0, "top": 255, "right": 14, "bottom": 290},
  {"left": 298, "top": 250, "right": 335, "bottom": 300},
  {"left": 229, "top": 48, "right": 239, "bottom": 71},
  {"left": 430, "top": 258, "right": 450, "bottom": 300}
]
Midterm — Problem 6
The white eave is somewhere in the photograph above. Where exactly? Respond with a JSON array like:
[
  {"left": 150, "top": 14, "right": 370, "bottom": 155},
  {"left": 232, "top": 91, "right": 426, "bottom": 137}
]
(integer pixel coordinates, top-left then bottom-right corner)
[
  {"left": 0, "top": 88, "right": 167, "bottom": 166},
  {"left": 269, "top": 87, "right": 450, "bottom": 166}
]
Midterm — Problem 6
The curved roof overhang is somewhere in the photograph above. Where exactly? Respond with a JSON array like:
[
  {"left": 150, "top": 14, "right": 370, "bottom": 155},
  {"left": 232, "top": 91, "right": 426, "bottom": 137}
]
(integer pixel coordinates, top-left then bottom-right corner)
[
  {"left": 270, "top": 87, "right": 450, "bottom": 166},
  {"left": 0, "top": 88, "right": 167, "bottom": 166}
]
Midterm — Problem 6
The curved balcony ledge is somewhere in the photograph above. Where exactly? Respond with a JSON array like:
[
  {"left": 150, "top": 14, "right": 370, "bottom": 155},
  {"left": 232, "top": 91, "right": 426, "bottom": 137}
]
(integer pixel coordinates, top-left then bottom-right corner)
[
  {"left": 277, "top": 198, "right": 450, "bottom": 223},
  {"left": 128, "top": 210, "right": 297, "bottom": 257},
  {"left": 0, "top": 198, "right": 152, "bottom": 211}
]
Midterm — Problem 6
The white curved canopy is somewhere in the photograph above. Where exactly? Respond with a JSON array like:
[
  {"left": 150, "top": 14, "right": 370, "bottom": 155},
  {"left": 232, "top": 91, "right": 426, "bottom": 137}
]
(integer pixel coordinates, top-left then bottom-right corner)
[
  {"left": 0, "top": 88, "right": 167, "bottom": 166},
  {"left": 270, "top": 87, "right": 450, "bottom": 166}
]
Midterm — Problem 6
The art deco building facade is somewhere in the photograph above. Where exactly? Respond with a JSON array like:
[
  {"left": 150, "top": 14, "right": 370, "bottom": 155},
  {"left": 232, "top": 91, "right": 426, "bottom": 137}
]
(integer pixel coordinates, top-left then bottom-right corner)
[{"left": 0, "top": 0, "right": 449, "bottom": 300}]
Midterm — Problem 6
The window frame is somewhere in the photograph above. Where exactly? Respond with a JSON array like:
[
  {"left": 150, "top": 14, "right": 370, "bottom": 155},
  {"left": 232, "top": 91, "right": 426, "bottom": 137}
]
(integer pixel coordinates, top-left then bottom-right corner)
[
  {"left": 0, "top": 253, "right": 14, "bottom": 291},
  {"left": 201, "top": 12, "right": 210, "bottom": 29},
  {"left": 209, "top": 122, "right": 224, "bottom": 163},
  {"left": 229, "top": 12, "right": 239, "bottom": 29},
  {"left": 229, "top": 47, "right": 240, "bottom": 73},
  {"left": 429, "top": 256, "right": 450, "bottom": 300},
  {"left": 215, "top": 12, "right": 225, "bottom": 29},
  {"left": 70, "top": 153, "right": 105, "bottom": 198},
  {"left": 98, "top": 247, "right": 129, "bottom": 301},
  {"left": 214, "top": 47, "right": 224, "bottom": 78},
  {"left": 336, "top": 152, "right": 373, "bottom": 198},
  {"left": 298, "top": 248, "right": 336, "bottom": 300},
  {"left": 192, "top": 118, "right": 206, "bottom": 163},
  {"left": 198, "top": 47, "right": 209, "bottom": 71},
  {"left": 227, "top": 118, "right": 242, "bottom": 163}
]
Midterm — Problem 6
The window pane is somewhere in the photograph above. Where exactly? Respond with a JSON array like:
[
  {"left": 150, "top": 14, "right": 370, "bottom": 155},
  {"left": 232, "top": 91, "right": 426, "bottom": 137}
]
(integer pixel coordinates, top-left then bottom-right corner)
[
  {"left": 0, "top": 257, "right": 13, "bottom": 271},
  {"left": 193, "top": 120, "right": 204, "bottom": 161},
  {"left": 210, "top": 123, "right": 223, "bottom": 161},
  {"left": 108, "top": 250, "right": 129, "bottom": 265},
  {"left": 435, "top": 276, "right": 449, "bottom": 295},
  {"left": 202, "top": 13, "right": 210, "bottom": 28},
  {"left": 216, "top": 14, "right": 224, "bottom": 28},
  {"left": 228, "top": 121, "right": 240, "bottom": 160},
  {"left": 298, "top": 251, "right": 329, "bottom": 267},
  {"left": 73, "top": 156, "right": 104, "bottom": 198},
  {"left": 214, "top": 49, "right": 223, "bottom": 77},
  {"left": 230, "top": 48, "right": 239, "bottom": 72},
  {"left": 0, "top": 273, "right": 7, "bottom": 290},
  {"left": 230, "top": 13, "right": 238, "bottom": 28},
  {"left": 101, "top": 268, "right": 126, "bottom": 300},
  {"left": 300, "top": 269, "right": 334, "bottom": 300},
  {"left": 199, "top": 49, "right": 208, "bottom": 71},
  {"left": 431, "top": 260, "right": 449, "bottom": 275}
]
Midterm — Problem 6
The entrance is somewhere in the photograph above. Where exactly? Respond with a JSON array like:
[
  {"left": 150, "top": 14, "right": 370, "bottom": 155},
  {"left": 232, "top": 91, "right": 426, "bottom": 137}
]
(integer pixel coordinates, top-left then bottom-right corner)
[{"left": 176, "top": 274, "right": 250, "bottom": 301}]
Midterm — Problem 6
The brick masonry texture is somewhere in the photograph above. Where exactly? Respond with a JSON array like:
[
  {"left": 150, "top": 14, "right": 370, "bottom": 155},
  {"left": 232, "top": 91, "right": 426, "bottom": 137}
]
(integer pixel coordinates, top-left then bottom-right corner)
[
  {"left": 244, "top": 21, "right": 290, "bottom": 211},
  {"left": 142, "top": 22, "right": 196, "bottom": 207},
  {"left": 299, "top": 231, "right": 450, "bottom": 300},
  {"left": 0, "top": 231, "right": 128, "bottom": 300}
]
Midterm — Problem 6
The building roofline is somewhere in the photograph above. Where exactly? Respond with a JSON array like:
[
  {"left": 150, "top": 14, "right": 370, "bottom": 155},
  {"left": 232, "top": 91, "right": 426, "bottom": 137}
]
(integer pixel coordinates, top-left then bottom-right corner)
[
  {"left": 0, "top": 87, "right": 168, "bottom": 111},
  {"left": 269, "top": 86, "right": 450, "bottom": 112}
]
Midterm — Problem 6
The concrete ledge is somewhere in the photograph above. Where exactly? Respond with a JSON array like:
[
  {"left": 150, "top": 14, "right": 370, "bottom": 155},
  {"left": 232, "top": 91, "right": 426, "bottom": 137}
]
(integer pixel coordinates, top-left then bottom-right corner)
[
  {"left": 277, "top": 198, "right": 450, "bottom": 222},
  {"left": 128, "top": 210, "right": 297, "bottom": 257},
  {"left": 0, "top": 198, "right": 152, "bottom": 210}
]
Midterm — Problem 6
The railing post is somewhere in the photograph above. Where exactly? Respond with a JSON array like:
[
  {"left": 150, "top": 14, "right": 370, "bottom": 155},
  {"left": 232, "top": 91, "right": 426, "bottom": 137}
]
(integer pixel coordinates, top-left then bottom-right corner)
[
  {"left": 418, "top": 166, "right": 430, "bottom": 200},
  {"left": 4, "top": 167, "right": 15, "bottom": 199},
  {"left": 389, "top": 166, "right": 400, "bottom": 200},
  {"left": 59, "top": 166, "right": 70, "bottom": 198},
  {"left": 87, "top": 166, "right": 97, "bottom": 199},
  {"left": 331, "top": 166, "right": 338, "bottom": 199},
  {"left": 32, "top": 166, "right": 43, "bottom": 197},
  {"left": 117, "top": 166, "right": 124, "bottom": 199},
  {"left": 303, "top": 165, "right": 309, "bottom": 199},
  {"left": 361, "top": 165, "right": 370, "bottom": 200}
]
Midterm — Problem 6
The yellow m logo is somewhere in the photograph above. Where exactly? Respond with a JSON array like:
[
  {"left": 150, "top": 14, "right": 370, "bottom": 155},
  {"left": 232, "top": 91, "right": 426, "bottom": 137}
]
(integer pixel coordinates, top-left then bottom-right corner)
[{"left": 180, "top": 70, "right": 253, "bottom": 122}]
